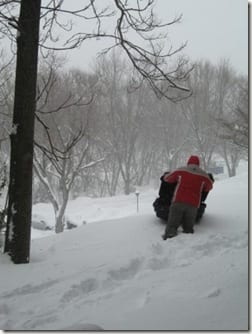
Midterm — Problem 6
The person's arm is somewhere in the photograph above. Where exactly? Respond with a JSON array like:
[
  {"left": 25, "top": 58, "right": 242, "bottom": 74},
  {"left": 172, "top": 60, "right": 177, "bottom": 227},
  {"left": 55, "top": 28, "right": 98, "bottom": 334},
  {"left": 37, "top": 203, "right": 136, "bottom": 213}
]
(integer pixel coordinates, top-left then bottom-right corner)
[
  {"left": 160, "top": 171, "right": 170, "bottom": 181},
  {"left": 201, "top": 191, "right": 209, "bottom": 202},
  {"left": 163, "top": 170, "right": 178, "bottom": 184},
  {"left": 203, "top": 178, "right": 213, "bottom": 193}
]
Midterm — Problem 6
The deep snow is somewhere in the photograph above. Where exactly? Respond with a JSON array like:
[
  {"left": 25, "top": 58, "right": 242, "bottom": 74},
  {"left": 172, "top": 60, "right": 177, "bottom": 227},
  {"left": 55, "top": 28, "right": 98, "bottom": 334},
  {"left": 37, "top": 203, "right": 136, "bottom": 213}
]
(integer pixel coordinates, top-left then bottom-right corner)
[{"left": 0, "top": 164, "right": 248, "bottom": 331}]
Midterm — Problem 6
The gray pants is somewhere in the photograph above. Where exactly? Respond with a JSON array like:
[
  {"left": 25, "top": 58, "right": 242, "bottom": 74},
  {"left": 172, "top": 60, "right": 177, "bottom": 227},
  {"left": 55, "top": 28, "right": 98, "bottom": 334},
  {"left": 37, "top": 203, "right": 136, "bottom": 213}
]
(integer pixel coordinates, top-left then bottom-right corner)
[{"left": 165, "top": 202, "right": 197, "bottom": 235}]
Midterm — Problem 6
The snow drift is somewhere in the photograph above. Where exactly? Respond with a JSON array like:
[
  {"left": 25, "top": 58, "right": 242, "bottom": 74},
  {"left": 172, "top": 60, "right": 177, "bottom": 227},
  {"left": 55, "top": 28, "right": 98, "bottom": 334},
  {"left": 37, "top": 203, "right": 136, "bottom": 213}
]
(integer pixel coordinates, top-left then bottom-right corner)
[{"left": 0, "top": 169, "right": 248, "bottom": 330}]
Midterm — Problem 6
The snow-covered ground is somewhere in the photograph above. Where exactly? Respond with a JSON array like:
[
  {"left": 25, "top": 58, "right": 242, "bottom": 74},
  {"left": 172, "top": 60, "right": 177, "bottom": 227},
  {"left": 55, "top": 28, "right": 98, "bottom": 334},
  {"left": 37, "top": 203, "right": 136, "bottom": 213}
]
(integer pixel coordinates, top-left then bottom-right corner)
[{"left": 0, "top": 162, "right": 248, "bottom": 330}]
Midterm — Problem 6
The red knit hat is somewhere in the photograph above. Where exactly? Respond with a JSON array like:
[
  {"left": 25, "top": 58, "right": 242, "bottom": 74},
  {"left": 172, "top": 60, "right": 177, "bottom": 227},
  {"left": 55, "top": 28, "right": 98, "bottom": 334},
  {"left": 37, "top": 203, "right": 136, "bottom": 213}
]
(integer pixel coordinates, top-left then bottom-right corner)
[{"left": 187, "top": 155, "right": 200, "bottom": 166}]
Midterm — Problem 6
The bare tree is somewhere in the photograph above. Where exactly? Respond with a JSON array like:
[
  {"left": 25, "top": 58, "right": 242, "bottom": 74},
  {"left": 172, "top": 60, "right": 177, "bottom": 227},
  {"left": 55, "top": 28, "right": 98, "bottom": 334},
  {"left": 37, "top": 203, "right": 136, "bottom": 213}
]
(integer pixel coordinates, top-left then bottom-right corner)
[
  {"left": 178, "top": 60, "right": 247, "bottom": 176},
  {"left": 34, "top": 125, "right": 104, "bottom": 233},
  {"left": 219, "top": 77, "right": 248, "bottom": 152},
  {"left": 220, "top": 141, "right": 241, "bottom": 177},
  {"left": 33, "top": 60, "right": 102, "bottom": 232},
  {"left": 216, "top": 76, "right": 248, "bottom": 176},
  {"left": 1, "top": 0, "right": 191, "bottom": 263},
  {"left": 95, "top": 53, "right": 153, "bottom": 194}
]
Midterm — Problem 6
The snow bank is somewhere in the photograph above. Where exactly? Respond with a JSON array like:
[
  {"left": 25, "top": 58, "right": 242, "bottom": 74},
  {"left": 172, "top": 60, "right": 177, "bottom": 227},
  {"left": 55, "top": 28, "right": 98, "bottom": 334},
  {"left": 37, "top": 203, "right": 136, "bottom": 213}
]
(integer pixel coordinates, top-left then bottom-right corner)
[{"left": 0, "top": 166, "right": 248, "bottom": 330}]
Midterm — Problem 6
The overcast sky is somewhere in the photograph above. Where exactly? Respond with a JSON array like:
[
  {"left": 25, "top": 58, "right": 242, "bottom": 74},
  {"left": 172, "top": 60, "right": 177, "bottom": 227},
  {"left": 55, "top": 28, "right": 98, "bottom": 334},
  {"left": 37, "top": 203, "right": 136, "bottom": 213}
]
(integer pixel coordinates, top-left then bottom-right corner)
[{"left": 65, "top": 0, "right": 248, "bottom": 75}]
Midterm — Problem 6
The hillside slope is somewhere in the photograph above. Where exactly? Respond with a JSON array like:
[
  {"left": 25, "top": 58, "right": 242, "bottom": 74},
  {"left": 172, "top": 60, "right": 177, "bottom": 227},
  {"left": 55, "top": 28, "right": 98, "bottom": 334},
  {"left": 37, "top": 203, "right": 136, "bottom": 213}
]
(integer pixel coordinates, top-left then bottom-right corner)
[{"left": 0, "top": 172, "right": 248, "bottom": 330}]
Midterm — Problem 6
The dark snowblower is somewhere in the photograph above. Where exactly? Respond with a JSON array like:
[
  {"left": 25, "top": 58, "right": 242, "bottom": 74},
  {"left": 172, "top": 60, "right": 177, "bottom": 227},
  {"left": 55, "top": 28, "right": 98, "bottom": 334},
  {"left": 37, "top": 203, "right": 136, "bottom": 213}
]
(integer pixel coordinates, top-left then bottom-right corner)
[{"left": 153, "top": 172, "right": 214, "bottom": 223}]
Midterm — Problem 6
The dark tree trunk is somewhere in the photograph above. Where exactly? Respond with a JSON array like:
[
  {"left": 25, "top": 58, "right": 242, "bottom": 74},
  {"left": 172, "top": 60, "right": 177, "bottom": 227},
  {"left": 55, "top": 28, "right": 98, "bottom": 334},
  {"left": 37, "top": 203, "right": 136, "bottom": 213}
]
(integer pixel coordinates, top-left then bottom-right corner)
[{"left": 4, "top": 0, "right": 41, "bottom": 263}]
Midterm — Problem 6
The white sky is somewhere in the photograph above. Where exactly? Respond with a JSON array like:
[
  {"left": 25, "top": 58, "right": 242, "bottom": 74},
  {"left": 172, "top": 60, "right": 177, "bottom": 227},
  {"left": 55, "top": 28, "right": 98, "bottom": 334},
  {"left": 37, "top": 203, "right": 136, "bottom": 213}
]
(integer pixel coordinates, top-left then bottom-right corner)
[{"left": 65, "top": 0, "right": 248, "bottom": 75}]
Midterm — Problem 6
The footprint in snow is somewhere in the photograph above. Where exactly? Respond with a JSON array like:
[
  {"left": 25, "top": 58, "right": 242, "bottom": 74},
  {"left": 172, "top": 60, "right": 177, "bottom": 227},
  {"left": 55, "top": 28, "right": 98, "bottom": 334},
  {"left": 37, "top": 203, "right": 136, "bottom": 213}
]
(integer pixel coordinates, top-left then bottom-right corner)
[
  {"left": 147, "top": 256, "right": 170, "bottom": 271},
  {"left": 61, "top": 278, "right": 98, "bottom": 303},
  {"left": 108, "top": 258, "right": 143, "bottom": 281},
  {"left": 2, "top": 280, "right": 59, "bottom": 298},
  {"left": 151, "top": 242, "right": 164, "bottom": 255}
]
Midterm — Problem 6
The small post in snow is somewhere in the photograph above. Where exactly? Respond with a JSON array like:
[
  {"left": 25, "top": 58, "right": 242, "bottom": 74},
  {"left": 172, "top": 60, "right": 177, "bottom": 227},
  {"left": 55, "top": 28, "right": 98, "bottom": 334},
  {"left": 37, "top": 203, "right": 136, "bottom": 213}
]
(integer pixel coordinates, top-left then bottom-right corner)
[{"left": 135, "top": 190, "right": 140, "bottom": 213}]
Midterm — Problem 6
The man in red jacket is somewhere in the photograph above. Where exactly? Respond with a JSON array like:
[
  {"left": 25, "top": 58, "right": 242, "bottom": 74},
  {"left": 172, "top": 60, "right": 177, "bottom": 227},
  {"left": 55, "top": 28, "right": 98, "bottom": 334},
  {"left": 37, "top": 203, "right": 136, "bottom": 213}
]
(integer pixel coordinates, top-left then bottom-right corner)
[{"left": 162, "top": 155, "right": 213, "bottom": 239}]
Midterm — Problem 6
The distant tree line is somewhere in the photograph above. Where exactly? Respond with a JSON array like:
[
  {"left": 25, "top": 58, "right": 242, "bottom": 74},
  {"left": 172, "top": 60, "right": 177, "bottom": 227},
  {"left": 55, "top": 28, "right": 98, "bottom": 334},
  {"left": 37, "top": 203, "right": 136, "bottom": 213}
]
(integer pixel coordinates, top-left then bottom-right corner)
[{"left": 0, "top": 51, "right": 248, "bottom": 224}]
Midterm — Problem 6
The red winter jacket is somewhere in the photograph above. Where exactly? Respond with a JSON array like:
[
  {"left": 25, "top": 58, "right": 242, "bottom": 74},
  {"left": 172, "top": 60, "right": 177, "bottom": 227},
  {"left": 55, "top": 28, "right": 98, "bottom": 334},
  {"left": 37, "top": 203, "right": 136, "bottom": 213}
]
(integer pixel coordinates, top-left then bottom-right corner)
[{"left": 163, "top": 165, "right": 213, "bottom": 208}]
